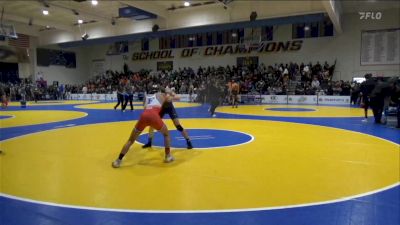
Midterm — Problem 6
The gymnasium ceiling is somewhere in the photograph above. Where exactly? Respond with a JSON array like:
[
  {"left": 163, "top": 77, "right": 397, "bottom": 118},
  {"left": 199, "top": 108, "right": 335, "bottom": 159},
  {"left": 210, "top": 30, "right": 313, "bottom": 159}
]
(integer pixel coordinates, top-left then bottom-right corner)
[
  {"left": 1, "top": 1, "right": 325, "bottom": 32},
  {"left": 0, "top": 0, "right": 399, "bottom": 45}
]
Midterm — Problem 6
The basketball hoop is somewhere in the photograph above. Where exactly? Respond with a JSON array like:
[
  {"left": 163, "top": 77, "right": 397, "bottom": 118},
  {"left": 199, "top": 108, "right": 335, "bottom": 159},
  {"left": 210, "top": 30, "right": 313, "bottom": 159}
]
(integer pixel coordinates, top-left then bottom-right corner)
[
  {"left": 0, "top": 24, "right": 18, "bottom": 39},
  {"left": 240, "top": 41, "right": 263, "bottom": 52},
  {"left": 240, "top": 29, "right": 262, "bottom": 52}
]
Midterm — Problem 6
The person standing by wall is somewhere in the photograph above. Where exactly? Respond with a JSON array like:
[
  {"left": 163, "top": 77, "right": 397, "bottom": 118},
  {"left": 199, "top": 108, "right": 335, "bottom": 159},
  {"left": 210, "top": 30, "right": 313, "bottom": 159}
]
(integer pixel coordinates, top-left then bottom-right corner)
[
  {"left": 208, "top": 79, "right": 222, "bottom": 117},
  {"left": 231, "top": 80, "right": 240, "bottom": 108},
  {"left": 393, "top": 80, "right": 400, "bottom": 128},
  {"left": 360, "top": 74, "right": 376, "bottom": 122},
  {"left": 370, "top": 78, "right": 398, "bottom": 124},
  {"left": 1, "top": 83, "right": 8, "bottom": 109},
  {"left": 114, "top": 82, "right": 124, "bottom": 111},
  {"left": 122, "top": 83, "right": 134, "bottom": 111}
]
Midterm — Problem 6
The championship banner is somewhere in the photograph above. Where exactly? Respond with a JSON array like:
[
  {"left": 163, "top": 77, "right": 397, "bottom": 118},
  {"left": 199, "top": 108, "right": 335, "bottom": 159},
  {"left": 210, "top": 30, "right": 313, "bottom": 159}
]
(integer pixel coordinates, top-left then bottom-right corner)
[
  {"left": 237, "top": 56, "right": 259, "bottom": 67},
  {"left": 92, "top": 59, "right": 105, "bottom": 77},
  {"left": 157, "top": 61, "right": 173, "bottom": 71},
  {"left": 132, "top": 40, "right": 303, "bottom": 61},
  {"left": 361, "top": 28, "right": 400, "bottom": 65}
]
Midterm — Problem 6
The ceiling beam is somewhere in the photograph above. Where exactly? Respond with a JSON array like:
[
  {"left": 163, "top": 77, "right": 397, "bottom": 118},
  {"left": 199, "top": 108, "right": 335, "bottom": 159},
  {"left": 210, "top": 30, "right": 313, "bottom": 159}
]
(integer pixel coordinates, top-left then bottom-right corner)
[
  {"left": 59, "top": 13, "right": 325, "bottom": 48},
  {"left": 119, "top": 1, "right": 167, "bottom": 19},
  {"left": 2, "top": 13, "right": 74, "bottom": 32},
  {"left": 322, "top": 0, "right": 342, "bottom": 34},
  {"left": 48, "top": 1, "right": 111, "bottom": 24}
]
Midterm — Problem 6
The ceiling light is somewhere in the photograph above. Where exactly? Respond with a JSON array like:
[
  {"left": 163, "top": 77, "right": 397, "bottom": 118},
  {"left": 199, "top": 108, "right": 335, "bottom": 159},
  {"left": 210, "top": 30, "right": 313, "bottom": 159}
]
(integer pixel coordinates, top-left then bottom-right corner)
[
  {"left": 184, "top": 1, "right": 190, "bottom": 7},
  {"left": 42, "top": 9, "right": 49, "bottom": 15},
  {"left": 91, "top": 0, "right": 98, "bottom": 6},
  {"left": 78, "top": 19, "right": 83, "bottom": 24}
]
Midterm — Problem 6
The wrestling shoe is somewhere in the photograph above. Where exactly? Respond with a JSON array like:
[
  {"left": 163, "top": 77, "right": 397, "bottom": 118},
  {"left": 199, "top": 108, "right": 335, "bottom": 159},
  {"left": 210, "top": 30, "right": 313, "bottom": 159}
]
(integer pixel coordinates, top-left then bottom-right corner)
[
  {"left": 187, "top": 141, "right": 193, "bottom": 149},
  {"left": 142, "top": 142, "right": 152, "bottom": 148},
  {"left": 164, "top": 154, "right": 175, "bottom": 163},
  {"left": 112, "top": 159, "right": 121, "bottom": 168}
]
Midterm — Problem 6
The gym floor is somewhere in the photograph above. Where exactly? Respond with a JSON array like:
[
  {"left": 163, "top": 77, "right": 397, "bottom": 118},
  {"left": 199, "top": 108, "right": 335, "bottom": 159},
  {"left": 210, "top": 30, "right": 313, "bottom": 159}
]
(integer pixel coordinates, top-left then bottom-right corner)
[{"left": 0, "top": 101, "right": 399, "bottom": 225}]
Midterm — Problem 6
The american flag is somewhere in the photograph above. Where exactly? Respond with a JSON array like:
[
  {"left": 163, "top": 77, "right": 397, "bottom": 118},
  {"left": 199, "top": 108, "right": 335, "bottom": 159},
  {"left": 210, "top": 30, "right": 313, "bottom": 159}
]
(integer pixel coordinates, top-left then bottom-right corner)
[{"left": 8, "top": 33, "right": 30, "bottom": 48}]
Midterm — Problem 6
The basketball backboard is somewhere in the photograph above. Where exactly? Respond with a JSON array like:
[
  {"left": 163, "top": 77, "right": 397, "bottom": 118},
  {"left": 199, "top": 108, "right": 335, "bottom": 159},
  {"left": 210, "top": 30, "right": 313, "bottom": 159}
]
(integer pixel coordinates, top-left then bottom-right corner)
[{"left": 0, "top": 24, "right": 18, "bottom": 39}]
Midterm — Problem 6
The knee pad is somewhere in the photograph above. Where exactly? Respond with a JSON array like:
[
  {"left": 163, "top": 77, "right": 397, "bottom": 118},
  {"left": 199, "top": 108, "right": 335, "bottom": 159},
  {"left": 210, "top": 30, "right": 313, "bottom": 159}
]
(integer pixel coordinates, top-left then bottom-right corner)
[{"left": 176, "top": 125, "right": 184, "bottom": 132}]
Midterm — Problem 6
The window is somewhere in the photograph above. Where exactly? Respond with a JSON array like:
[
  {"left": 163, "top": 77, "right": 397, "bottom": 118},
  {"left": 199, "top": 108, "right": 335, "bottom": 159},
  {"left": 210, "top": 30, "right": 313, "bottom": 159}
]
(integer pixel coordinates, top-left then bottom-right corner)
[
  {"left": 156, "top": 27, "right": 268, "bottom": 50},
  {"left": 292, "top": 18, "right": 334, "bottom": 39},
  {"left": 263, "top": 26, "right": 274, "bottom": 41},
  {"left": 141, "top": 38, "right": 149, "bottom": 51}
]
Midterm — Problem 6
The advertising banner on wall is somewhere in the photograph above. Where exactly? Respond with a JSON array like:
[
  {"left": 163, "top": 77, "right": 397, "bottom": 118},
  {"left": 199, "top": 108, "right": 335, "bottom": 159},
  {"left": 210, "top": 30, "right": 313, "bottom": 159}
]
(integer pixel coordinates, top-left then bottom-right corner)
[
  {"left": 287, "top": 95, "right": 317, "bottom": 104},
  {"left": 70, "top": 94, "right": 350, "bottom": 105},
  {"left": 317, "top": 96, "right": 350, "bottom": 105},
  {"left": 262, "top": 95, "right": 288, "bottom": 104},
  {"left": 71, "top": 93, "right": 116, "bottom": 101},
  {"left": 176, "top": 94, "right": 197, "bottom": 102}
]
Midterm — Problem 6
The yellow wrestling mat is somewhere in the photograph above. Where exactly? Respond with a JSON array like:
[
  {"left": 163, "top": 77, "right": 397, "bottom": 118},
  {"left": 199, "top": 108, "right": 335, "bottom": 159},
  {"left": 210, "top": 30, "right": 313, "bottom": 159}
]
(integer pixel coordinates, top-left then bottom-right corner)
[
  {"left": 0, "top": 110, "right": 87, "bottom": 128},
  {"left": 216, "top": 105, "right": 372, "bottom": 117},
  {"left": 75, "top": 102, "right": 201, "bottom": 110},
  {"left": 0, "top": 119, "right": 398, "bottom": 210},
  {"left": 6, "top": 100, "right": 98, "bottom": 106}
]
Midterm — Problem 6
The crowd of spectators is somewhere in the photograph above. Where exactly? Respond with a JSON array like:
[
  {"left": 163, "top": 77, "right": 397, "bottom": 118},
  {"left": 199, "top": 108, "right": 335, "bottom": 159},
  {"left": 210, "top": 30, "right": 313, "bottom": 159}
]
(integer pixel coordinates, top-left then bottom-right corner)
[
  {"left": 1, "top": 61, "right": 362, "bottom": 102},
  {"left": 0, "top": 78, "right": 63, "bottom": 102},
  {"left": 67, "top": 61, "right": 341, "bottom": 96}
]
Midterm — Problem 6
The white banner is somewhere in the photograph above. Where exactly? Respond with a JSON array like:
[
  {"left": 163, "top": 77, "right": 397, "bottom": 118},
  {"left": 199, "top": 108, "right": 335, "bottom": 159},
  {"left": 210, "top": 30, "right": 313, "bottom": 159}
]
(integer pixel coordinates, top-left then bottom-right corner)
[
  {"left": 317, "top": 96, "right": 350, "bottom": 105},
  {"left": 70, "top": 93, "right": 196, "bottom": 102},
  {"left": 261, "top": 95, "right": 288, "bottom": 104},
  {"left": 105, "top": 94, "right": 117, "bottom": 101},
  {"left": 69, "top": 94, "right": 350, "bottom": 105},
  {"left": 92, "top": 59, "right": 105, "bottom": 77},
  {"left": 71, "top": 93, "right": 116, "bottom": 101},
  {"left": 287, "top": 95, "right": 317, "bottom": 104},
  {"left": 176, "top": 94, "right": 197, "bottom": 102},
  {"left": 240, "top": 95, "right": 350, "bottom": 105},
  {"left": 361, "top": 28, "right": 400, "bottom": 65}
]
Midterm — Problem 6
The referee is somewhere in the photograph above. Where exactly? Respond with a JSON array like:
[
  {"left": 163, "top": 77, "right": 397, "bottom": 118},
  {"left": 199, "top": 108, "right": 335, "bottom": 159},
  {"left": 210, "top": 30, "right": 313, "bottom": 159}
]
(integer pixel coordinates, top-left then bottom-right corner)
[{"left": 359, "top": 74, "right": 376, "bottom": 122}]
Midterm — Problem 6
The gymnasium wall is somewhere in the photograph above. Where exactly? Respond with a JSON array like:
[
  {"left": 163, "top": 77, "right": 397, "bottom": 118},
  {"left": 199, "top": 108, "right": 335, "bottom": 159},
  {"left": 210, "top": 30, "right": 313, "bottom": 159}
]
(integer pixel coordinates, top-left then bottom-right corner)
[
  {"left": 0, "top": 21, "right": 90, "bottom": 85},
  {"left": 0, "top": 24, "right": 36, "bottom": 80},
  {"left": 33, "top": 45, "right": 91, "bottom": 85},
  {"left": 19, "top": 35, "right": 90, "bottom": 85},
  {"left": 82, "top": 8, "right": 399, "bottom": 82},
  {"left": 4, "top": 8, "right": 398, "bottom": 85}
]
